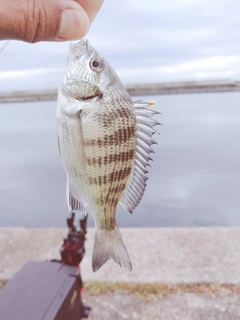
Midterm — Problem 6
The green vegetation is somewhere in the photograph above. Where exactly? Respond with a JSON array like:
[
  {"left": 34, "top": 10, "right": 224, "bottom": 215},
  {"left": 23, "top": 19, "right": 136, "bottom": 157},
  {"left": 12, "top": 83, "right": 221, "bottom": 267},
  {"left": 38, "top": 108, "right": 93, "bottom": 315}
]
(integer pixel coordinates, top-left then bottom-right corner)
[
  {"left": 0, "top": 280, "right": 7, "bottom": 289},
  {"left": 84, "top": 281, "right": 174, "bottom": 298},
  {"left": 1, "top": 279, "right": 240, "bottom": 299},
  {"left": 83, "top": 281, "right": 240, "bottom": 299}
]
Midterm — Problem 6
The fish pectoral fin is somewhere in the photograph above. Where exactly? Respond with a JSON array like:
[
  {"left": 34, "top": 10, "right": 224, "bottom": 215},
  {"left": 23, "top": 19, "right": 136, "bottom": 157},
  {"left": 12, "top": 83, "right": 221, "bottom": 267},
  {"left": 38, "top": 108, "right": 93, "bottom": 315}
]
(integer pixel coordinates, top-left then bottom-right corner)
[
  {"left": 120, "top": 101, "right": 160, "bottom": 214},
  {"left": 92, "top": 226, "right": 132, "bottom": 272},
  {"left": 66, "top": 182, "right": 85, "bottom": 212},
  {"left": 57, "top": 135, "right": 61, "bottom": 156}
]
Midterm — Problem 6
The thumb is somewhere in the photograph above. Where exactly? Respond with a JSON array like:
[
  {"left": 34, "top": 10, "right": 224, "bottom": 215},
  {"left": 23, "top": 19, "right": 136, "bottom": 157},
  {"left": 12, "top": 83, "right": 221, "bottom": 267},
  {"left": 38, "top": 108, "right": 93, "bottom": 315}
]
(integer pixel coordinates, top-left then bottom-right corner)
[
  {"left": 0, "top": 0, "right": 91, "bottom": 43},
  {"left": 54, "top": 1, "right": 91, "bottom": 42}
]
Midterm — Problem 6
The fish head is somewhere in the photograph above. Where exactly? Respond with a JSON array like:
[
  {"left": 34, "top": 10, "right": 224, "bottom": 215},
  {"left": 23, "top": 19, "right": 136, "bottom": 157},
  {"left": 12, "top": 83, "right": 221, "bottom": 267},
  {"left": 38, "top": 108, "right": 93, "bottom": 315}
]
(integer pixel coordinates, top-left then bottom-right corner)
[{"left": 61, "top": 39, "right": 117, "bottom": 101}]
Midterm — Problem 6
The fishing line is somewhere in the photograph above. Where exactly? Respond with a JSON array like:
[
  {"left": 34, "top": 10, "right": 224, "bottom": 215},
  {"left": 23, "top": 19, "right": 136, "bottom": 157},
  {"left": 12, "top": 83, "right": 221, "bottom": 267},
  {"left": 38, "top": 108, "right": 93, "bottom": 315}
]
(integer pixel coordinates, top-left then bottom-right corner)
[
  {"left": 41, "top": 42, "right": 57, "bottom": 101},
  {"left": 0, "top": 40, "right": 11, "bottom": 55}
]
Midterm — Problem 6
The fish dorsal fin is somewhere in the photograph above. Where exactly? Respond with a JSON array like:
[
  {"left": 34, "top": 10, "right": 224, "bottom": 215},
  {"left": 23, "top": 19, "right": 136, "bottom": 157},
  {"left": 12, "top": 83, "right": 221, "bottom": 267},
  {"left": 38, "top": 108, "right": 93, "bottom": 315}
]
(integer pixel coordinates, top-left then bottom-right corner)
[
  {"left": 66, "top": 181, "right": 84, "bottom": 212},
  {"left": 120, "top": 101, "right": 160, "bottom": 213}
]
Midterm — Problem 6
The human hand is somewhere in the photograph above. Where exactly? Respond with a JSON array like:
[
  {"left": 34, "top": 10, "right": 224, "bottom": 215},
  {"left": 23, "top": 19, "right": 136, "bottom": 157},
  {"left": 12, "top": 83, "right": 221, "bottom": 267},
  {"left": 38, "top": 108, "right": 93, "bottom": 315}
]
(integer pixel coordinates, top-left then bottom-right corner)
[{"left": 0, "top": 0, "right": 104, "bottom": 43}]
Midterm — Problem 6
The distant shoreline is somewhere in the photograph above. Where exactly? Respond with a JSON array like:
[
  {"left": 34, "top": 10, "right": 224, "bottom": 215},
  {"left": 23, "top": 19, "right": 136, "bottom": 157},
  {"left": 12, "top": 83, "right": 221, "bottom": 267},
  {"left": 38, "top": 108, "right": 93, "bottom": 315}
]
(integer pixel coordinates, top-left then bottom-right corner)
[{"left": 0, "top": 80, "right": 239, "bottom": 103}]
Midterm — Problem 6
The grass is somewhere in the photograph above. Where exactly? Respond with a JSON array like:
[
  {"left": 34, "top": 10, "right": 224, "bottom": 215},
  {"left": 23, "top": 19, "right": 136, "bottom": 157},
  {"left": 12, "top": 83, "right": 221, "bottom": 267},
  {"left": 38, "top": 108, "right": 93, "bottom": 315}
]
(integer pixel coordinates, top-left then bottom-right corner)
[
  {"left": 83, "top": 281, "right": 240, "bottom": 299},
  {"left": 0, "top": 280, "right": 7, "bottom": 289},
  {"left": 1, "top": 279, "right": 240, "bottom": 299},
  {"left": 84, "top": 282, "right": 174, "bottom": 298}
]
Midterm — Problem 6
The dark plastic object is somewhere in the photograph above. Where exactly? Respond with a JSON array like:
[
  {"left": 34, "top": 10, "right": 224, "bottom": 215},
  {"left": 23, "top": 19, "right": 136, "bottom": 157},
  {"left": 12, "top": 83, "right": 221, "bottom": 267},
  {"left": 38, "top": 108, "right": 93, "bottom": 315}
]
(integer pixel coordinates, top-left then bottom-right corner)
[{"left": 0, "top": 261, "right": 90, "bottom": 320}]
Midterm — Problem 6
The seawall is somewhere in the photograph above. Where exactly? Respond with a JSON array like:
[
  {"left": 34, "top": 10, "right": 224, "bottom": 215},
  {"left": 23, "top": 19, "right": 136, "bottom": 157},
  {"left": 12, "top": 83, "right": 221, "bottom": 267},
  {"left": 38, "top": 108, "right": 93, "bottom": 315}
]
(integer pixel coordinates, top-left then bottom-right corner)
[
  {"left": 0, "top": 80, "right": 240, "bottom": 103},
  {"left": 1, "top": 227, "right": 240, "bottom": 283}
]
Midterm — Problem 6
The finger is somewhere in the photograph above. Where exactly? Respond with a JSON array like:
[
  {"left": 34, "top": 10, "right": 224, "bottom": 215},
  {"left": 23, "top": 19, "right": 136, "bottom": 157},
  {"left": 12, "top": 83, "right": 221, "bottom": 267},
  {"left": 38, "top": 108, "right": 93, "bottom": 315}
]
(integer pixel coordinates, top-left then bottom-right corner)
[
  {"left": 55, "top": 0, "right": 90, "bottom": 41},
  {"left": 53, "top": 0, "right": 104, "bottom": 41},
  {"left": 0, "top": 0, "right": 103, "bottom": 42},
  {"left": 76, "top": 0, "right": 104, "bottom": 24}
]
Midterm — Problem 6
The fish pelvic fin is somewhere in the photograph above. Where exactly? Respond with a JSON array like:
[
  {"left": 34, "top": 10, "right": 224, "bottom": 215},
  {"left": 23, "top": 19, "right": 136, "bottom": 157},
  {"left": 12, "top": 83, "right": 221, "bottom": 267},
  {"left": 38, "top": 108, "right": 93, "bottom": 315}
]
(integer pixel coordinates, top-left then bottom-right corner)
[
  {"left": 66, "top": 181, "right": 85, "bottom": 212},
  {"left": 92, "top": 225, "right": 132, "bottom": 272}
]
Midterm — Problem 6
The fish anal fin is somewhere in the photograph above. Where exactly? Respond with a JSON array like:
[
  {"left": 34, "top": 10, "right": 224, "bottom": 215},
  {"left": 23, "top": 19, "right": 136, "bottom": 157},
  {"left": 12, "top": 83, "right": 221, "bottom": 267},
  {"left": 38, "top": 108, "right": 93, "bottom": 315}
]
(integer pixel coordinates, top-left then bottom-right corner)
[
  {"left": 57, "top": 135, "right": 61, "bottom": 156},
  {"left": 66, "top": 182, "right": 84, "bottom": 212},
  {"left": 120, "top": 101, "right": 160, "bottom": 213}
]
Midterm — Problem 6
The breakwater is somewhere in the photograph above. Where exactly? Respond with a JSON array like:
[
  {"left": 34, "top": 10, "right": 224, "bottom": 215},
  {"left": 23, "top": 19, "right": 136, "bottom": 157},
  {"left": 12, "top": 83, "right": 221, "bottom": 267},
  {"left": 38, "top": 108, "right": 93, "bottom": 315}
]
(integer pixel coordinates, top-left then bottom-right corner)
[{"left": 0, "top": 80, "right": 239, "bottom": 103}]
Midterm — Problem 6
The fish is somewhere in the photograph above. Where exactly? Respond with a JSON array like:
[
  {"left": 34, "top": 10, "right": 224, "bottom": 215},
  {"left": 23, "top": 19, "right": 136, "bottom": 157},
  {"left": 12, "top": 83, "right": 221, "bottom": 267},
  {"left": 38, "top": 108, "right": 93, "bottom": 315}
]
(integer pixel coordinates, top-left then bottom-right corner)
[{"left": 56, "top": 39, "right": 160, "bottom": 272}]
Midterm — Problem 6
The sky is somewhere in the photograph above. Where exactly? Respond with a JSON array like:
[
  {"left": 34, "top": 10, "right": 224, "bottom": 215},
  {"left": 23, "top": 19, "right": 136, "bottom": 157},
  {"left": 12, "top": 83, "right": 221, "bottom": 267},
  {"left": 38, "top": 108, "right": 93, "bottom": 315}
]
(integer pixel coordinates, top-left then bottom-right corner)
[{"left": 0, "top": 0, "right": 239, "bottom": 91}]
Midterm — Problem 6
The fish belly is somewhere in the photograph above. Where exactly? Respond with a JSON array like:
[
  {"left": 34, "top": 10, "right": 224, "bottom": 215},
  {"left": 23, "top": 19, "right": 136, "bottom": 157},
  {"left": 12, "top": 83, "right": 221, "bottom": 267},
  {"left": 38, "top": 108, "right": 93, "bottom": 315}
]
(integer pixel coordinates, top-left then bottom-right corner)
[{"left": 58, "top": 112, "right": 89, "bottom": 205}]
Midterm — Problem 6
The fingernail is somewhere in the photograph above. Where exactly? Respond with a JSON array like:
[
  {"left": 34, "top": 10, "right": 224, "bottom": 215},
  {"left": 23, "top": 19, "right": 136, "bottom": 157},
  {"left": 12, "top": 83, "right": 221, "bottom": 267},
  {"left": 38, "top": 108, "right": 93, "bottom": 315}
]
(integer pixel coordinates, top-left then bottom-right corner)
[{"left": 58, "top": 9, "right": 89, "bottom": 41}]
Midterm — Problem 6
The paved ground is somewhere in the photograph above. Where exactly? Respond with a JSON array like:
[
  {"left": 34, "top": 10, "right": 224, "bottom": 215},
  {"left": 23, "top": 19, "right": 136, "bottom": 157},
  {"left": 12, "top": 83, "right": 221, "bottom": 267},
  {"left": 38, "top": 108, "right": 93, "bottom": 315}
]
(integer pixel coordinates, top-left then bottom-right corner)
[
  {"left": 1, "top": 227, "right": 240, "bottom": 283},
  {"left": 83, "top": 291, "right": 240, "bottom": 320},
  {"left": 1, "top": 227, "right": 240, "bottom": 319},
  {"left": 80, "top": 282, "right": 240, "bottom": 319}
]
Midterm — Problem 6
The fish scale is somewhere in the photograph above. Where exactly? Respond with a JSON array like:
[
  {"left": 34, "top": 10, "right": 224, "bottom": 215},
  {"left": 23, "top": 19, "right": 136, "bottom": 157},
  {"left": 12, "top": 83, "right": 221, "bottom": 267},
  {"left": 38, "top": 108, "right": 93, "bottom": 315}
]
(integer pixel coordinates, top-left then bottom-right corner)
[
  {"left": 57, "top": 39, "right": 160, "bottom": 272},
  {"left": 83, "top": 105, "right": 136, "bottom": 229}
]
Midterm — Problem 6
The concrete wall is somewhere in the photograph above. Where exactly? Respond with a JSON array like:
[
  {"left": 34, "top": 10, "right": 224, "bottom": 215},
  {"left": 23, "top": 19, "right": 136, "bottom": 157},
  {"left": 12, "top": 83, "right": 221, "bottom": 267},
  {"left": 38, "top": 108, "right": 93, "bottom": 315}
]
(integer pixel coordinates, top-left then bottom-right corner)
[
  {"left": 1, "top": 227, "right": 240, "bottom": 284},
  {"left": 0, "top": 80, "right": 239, "bottom": 103}
]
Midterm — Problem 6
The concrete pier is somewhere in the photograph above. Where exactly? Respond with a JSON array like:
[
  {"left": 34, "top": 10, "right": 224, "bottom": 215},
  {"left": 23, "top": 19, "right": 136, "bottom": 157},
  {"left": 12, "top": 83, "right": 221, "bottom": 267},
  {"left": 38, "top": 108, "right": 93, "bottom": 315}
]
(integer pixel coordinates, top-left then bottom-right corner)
[
  {"left": 2, "top": 227, "right": 240, "bottom": 319},
  {"left": 1, "top": 227, "right": 240, "bottom": 283},
  {"left": 0, "top": 80, "right": 239, "bottom": 103}
]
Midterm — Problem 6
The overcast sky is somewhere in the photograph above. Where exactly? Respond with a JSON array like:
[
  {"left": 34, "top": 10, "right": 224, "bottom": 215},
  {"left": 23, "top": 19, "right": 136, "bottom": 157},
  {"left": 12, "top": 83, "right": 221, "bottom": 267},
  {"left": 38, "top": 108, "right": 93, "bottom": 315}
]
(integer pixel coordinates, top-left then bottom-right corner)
[{"left": 0, "top": 0, "right": 239, "bottom": 91}]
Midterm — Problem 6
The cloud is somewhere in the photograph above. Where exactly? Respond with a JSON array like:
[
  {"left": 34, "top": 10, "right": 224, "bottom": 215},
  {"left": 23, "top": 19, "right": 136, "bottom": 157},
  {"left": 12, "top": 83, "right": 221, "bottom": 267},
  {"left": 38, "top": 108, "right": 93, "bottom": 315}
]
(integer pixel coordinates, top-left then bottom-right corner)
[
  {"left": 0, "top": 0, "right": 239, "bottom": 91},
  {"left": 0, "top": 68, "right": 63, "bottom": 90},
  {"left": 0, "top": 68, "right": 60, "bottom": 79}
]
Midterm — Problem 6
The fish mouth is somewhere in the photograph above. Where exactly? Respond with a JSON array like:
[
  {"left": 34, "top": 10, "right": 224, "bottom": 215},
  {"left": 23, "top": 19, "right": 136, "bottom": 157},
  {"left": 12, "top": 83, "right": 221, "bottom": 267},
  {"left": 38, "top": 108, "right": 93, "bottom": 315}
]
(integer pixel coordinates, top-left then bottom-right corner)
[
  {"left": 79, "top": 93, "right": 103, "bottom": 101},
  {"left": 62, "top": 85, "right": 102, "bottom": 101},
  {"left": 70, "top": 39, "right": 91, "bottom": 56},
  {"left": 85, "top": 39, "right": 90, "bottom": 54}
]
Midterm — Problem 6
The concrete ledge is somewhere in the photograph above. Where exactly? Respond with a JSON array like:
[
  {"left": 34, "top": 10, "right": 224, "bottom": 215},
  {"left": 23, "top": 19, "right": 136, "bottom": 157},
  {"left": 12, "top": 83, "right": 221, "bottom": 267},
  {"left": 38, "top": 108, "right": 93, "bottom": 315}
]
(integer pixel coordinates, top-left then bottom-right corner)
[
  {"left": 1, "top": 227, "right": 240, "bottom": 283},
  {"left": 0, "top": 80, "right": 240, "bottom": 103}
]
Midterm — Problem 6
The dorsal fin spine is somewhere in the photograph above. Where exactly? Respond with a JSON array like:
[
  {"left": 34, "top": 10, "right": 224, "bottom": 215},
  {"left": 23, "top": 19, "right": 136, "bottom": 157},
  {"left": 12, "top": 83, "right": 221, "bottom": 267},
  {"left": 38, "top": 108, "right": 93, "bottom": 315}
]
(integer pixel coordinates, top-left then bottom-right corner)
[
  {"left": 136, "top": 123, "right": 156, "bottom": 136},
  {"left": 119, "top": 101, "right": 160, "bottom": 213},
  {"left": 135, "top": 159, "right": 147, "bottom": 173}
]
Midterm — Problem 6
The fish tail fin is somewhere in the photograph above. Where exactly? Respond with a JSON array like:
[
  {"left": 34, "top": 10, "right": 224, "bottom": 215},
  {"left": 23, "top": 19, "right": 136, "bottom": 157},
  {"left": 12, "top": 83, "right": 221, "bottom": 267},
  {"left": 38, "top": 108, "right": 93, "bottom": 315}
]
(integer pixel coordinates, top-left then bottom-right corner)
[{"left": 92, "top": 226, "right": 132, "bottom": 272}]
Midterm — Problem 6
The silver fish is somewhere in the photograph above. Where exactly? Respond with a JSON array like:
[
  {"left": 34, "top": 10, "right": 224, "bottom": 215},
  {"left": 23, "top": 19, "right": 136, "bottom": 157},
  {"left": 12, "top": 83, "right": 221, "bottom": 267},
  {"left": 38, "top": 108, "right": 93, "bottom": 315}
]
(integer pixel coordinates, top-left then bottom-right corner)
[{"left": 57, "top": 39, "right": 159, "bottom": 272}]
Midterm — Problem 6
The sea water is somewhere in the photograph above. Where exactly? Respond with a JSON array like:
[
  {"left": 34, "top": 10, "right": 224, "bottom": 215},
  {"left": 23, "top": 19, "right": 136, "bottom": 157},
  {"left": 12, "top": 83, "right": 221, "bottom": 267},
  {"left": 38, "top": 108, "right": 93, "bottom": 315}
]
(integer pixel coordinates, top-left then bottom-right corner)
[{"left": 0, "top": 92, "right": 240, "bottom": 227}]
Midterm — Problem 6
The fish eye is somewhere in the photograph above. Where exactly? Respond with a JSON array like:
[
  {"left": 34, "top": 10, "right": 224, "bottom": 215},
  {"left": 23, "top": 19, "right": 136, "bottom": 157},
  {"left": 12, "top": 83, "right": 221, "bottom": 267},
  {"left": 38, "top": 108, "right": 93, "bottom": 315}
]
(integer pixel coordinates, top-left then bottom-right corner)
[
  {"left": 93, "top": 60, "right": 99, "bottom": 67},
  {"left": 89, "top": 57, "right": 104, "bottom": 73}
]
